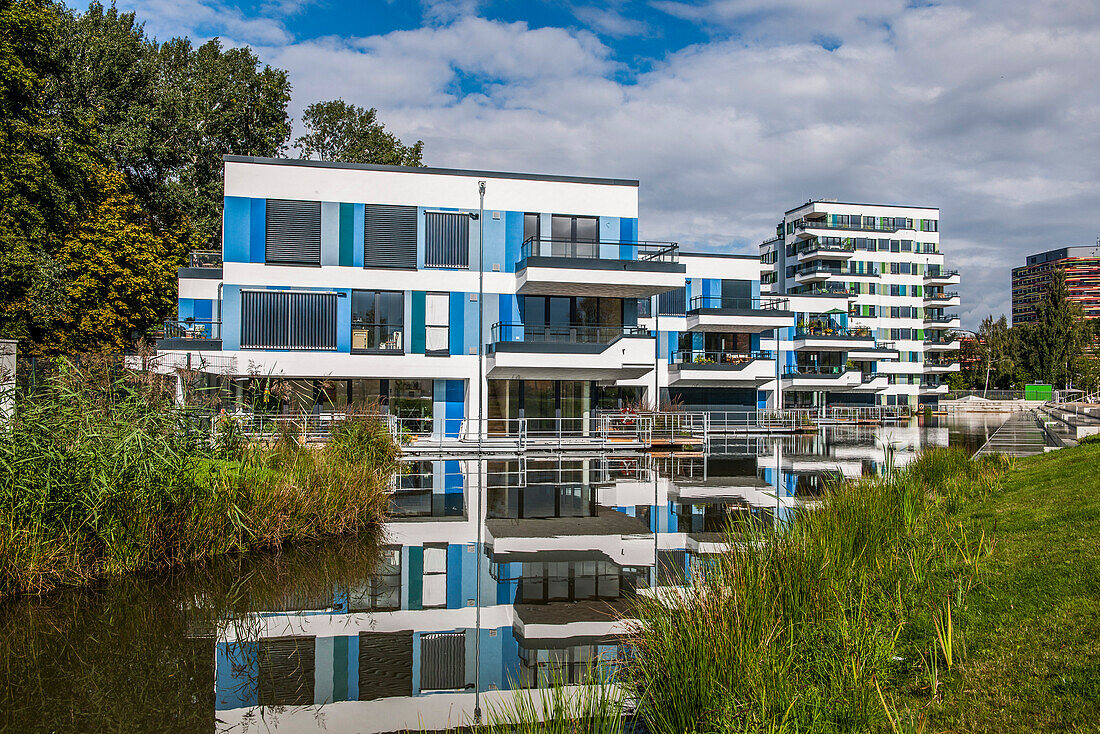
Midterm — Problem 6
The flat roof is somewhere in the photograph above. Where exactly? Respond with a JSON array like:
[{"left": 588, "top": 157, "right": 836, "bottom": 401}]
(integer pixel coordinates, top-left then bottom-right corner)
[
  {"left": 783, "top": 199, "right": 939, "bottom": 215},
  {"left": 680, "top": 251, "right": 759, "bottom": 260},
  {"left": 223, "top": 155, "right": 640, "bottom": 187}
]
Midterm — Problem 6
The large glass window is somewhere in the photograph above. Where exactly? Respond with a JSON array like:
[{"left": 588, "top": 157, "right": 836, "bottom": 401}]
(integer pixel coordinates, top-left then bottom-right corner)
[
  {"left": 351, "top": 290, "right": 404, "bottom": 352},
  {"left": 550, "top": 215, "right": 599, "bottom": 258}
]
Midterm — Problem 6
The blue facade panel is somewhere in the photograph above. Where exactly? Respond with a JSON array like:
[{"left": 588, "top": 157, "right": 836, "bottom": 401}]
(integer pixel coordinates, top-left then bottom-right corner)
[
  {"left": 223, "top": 197, "right": 251, "bottom": 263},
  {"left": 336, "top": 288, "right": 351, "bottom": 352},
  {"left": 449, "top": 292, "right": 465, "bottom": 355},
  {"left": 352, "top": 203, "right": 365, "bottom": 267},
  {"left": 619, "top": 217, "right": 638, "bottom": 260},
  {"left": 446, "top": 544, "right": 463, "bottom": 609},
  {"left": 249, "top": 198, "right": 266, "bottom": 263},
  {"left": 193, "top": 299, "right": 213, "bottom": 322},
  {"left": 445, "top": 379, "right": 464, "bottom": 437},
  {"left": 504, "top": 211, "right": 523, "bottom": 271},
  {"left": 221, "top": 285, "right": 241, "bottom": 350},
  {"left": 215, "top": 641, "right": 258, "bottom": 710}
]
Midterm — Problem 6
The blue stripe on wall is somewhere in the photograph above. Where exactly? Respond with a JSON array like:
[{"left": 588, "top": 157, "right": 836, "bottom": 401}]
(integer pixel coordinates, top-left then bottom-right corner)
[
  {"left": 353, "top": 203, "right": 365, "bottom": 267},
  {"left": 504, "top": 211, "right": 523, "bottom": 271},
  {"left": 249, "top": 198, "right": 266, "bottom": 263},
  {"left": 449, "top": 292, "right": 465, "bottom": 355},
  {"left": 193, "top": 299, "right": 213, "bottom": 322},
  {"left": 445, "top": 380, "right": 464, "bottom": 437},
  {"left": 446, "top": 545, "right": 463, "bottom": 609},
  {"left": 337, "top": 288, "right": 351, "bottom": 352},
  {"left": 221, "top": 285, "right": 241, "bottom": 350},
  {"left": 223, "top": 197, "right": 251, "bottom": 263},
  {"left": 619, "top": 217, "right": 638, "bottom": 260}
]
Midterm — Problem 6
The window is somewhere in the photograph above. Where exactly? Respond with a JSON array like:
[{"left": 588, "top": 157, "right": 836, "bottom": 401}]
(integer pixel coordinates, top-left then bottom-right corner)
[
  {"left": 523, "top": 212, "right": 541, "bottom": 243},
  {"left": 425, "top": 292, "right": 449, "bottom": 355},
  {"left": 364, "top": 204, "right": 417, "bottom": 269},
  {"left": 240, "top": 290, "right": 337, "bottom": 350},
  {"left": 348, "top": 546, "right": 401, "bottom": 611},
  {"left": 550, "top": 215, "right": 599, "bottom": 258},
  {"left": 422, "top": 544, "right": 448, "bottom": 608},
  {"left": 425, "top": 212, "right": 469, "bottom": 268},
  {"left": 265, "top": 199, "right": 321, "bottom": 265},
  {"left": 351, "top": 290, "right": 404, "bottom": 352}
]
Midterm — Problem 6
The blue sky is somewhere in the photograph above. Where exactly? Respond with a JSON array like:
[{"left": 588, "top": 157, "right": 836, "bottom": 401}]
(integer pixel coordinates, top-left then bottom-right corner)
[{"left": 72, "top": 0, "right": 1100, "bottom": 327}]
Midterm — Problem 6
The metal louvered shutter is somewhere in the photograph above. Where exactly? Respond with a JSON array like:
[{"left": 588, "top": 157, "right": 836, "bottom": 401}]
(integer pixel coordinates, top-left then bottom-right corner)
[
  {"left": 420, "top": 632, "right": 465, "bottom": 691},
  {"left": 240, "top": 290, "right": 337, "bottom": 350},
  {"left": 265, "top": 199, "right": 321, "bottom": 265},
  {"left": 424, "top": 212, "right": 469, "bottom": 268},
  {"left": 364, "top": 204, "right": 417, "bottom": 269}
]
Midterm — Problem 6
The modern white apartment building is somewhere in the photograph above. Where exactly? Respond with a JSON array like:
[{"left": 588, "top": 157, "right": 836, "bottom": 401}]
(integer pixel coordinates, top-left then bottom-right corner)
[{"left": 760, "top": 201, "right": 961, "bottom": 407}]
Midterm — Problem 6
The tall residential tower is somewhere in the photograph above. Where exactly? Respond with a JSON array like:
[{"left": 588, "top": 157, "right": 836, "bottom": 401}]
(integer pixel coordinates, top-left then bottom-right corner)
[
  {"left": 1011, "top": 245, "right": 1100, "bottom": 325},
  {"left": 761, "top": 201, "right": 960, "bottom": 407}
]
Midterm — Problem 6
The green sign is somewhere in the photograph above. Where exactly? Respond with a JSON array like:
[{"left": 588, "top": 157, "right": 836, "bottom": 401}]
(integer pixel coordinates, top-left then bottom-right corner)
[{"left": 1024, "top": 384, "right": 1053, "bottom": 401}]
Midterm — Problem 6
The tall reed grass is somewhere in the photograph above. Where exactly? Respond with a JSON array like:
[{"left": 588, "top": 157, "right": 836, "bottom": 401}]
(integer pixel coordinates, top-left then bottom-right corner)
[
  {"left": 625, "top": 447, "right": 1013, "bottom": 734},
  {"left": 0, "top": 359, "right": 400, "bottom": 598}
]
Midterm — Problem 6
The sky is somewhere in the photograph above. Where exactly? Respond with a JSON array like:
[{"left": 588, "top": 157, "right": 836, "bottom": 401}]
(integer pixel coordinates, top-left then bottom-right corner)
[{"left": 72, "top": 0, "right": 1100, "bottom": 328}]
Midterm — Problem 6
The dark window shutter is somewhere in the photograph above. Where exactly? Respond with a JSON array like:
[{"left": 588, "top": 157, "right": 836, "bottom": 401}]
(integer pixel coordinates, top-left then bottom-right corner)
[
  {"left": 424, "top": 212, "right": 469, "bottom": 268},
  {"left": 364, "top": 204, "right": 417, "bottom": 268},
  {"left": 265, "top": 199, "right": 321, "bottom": 265},
  {"left": 419, "top": 632, "right": 465, "bottom": 691},
  {"left": 241, "top": 290, "right": 337, "bottom": 350}
]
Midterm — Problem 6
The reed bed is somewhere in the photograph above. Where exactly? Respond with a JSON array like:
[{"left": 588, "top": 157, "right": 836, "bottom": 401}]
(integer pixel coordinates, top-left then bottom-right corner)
[
  {"left": 625, "top": 447, "right": 1013, "bottom": 734},
  {"left": 0, "top": 361, "right": 399, "bottom": 598}
]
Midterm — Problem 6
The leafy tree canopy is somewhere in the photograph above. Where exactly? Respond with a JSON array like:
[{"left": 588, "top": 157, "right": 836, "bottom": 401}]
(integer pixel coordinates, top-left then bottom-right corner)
[{"left": 295, "top": 99, "right": 424, "bottom": 166}]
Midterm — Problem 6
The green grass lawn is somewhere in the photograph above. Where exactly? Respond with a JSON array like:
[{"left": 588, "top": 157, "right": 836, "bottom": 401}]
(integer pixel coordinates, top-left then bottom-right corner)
[{"left": 934, "top": 444, "right": 1100, "bottom": 732}]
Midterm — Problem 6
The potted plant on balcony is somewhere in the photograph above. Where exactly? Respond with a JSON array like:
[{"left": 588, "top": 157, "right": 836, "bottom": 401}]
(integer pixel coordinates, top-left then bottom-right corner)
[
  {"left": 693, "top": 354, "right": 715, "bottom": 364},
  {"left": 845, "top": 360, "right": 857, "bottom": 372}
]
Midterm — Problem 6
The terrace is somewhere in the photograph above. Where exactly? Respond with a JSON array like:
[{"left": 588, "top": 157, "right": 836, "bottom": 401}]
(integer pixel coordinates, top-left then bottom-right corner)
[{"left": 515, "top": 238, "right": 686, "bottom": 298}]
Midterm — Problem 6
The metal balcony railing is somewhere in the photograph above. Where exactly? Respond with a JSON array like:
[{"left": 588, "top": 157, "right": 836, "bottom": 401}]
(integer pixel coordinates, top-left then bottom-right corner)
[
  {"left": 794, "top": 325, "right": 874, "bottom": 338},
  {"left": 188, "top": 251, "right": 222, "bottom": 268},
  {"left": 670, "top": 349, "right": 774, "bottom": 365},
  {"left": 519, "top": 238, "right": 678, "bottom": 263},
  {"left": 795, "top": 219, "right": 913, "bottom": 234},
  {"left": 162, "top": 319, "right": 221, "bottom": 340},
  {"left": 797, "top": 239, "right": 856, "bottom": 255},
  {"left": 924, "top": 268, "right": 960, "bottom": 279},
  {"left": 782, "top": 365, "right": 852, "bottom": 376},
  {"left": 491, "top": 322, "right": 650, "bottom": 345},
  {"left": 688, "top": 295, "right": 790, "bottom": 311},
  {"left": 924, "top": 313, "right": 960, "bottom": 323},
  {"left": 924, "top": 291, "right": 960, "bottom": 301}
]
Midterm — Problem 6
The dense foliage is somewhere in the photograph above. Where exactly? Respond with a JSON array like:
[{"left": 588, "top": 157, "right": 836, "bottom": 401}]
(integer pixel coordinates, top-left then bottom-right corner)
[
  {"left": 0, "top": 358, "right": 400, "bottom": 598},
  {"left": 0, "top": 0, "right": 424, "bottom": 355},
  {"left": 950, "top": 270, "right": 1100, "bottom": 392}
]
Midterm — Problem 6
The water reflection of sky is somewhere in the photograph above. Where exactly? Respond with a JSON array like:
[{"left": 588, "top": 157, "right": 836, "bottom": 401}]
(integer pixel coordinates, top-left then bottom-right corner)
[{"left": 0, "top": 415, "right": 1005, "bottom": 733}]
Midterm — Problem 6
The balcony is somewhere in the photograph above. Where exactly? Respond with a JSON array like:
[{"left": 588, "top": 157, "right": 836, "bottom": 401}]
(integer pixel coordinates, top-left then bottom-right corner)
[
  {"left": 179, "top": 250, "right": 222, "bottom": 279},
  {"left": 924, "top": 268, "right": 961, "bottom": 286},
  {"left": 796, "top": 239, "right": 856, "bottom": 261},
  {"left": 780, "top": 365, "right": 862, "bottom": 390},
  {"left": 684, "top": 296, "right": 793, "bottom": 334},
  {"left": 515, "top": 238, "right": 686, "bottom": 298},
  {"left": 486, "top": 322, "right": 655, "bottom": 380},
  {"left": 924, "top": 336, "right": 961, "bottom": 352},
  {"left": 851, "top": 372, "right": 889, "bottom": 392},
  {"left": 792, "top": 324, "right": 876, "bottom": 352},
  {"left": 920, "top": 382, "right": 950, "bottom": 396},
  {"left": 923, "top": 291, "right": 961, "bottom": 307},
  {"left": 794, "top": 218, "right": 914, "bottom": 235},
  {"left": 794, "top": 263, "right": 844, "bottom": 284},
  {"left": 923, "top": 312, "right": 960, "bottom": 328},
  {"left": 667, "top": 350, "right": 776, "bottom": 387},
  {"left": 155, "top": 319, "right": 222, "bottom": 350},
  {"left": 924, "top": 358, "right": 961, "bottom": 374}
]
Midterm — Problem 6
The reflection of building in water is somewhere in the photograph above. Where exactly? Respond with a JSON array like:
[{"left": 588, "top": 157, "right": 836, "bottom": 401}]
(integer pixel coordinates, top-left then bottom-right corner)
[{"left": 211, "top": 428, "right": 937, "bottom": 731}]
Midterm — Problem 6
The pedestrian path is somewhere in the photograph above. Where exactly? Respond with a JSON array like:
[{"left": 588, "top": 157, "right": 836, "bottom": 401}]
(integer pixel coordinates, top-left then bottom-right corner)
[{"left": 973, "top": 410, "right": 1055, "bottom": 458}]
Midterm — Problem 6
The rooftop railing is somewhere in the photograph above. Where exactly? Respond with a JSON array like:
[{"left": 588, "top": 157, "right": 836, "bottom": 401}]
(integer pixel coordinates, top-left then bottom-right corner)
[
  {"left": 519, "top": 238, "right": 679, "bottom": 263},
  {"left": 188, "top": 251, "right": 222, "bottom": 268},
  {"left": 670, "top": 349, "right": 774, "bottom": 365},
  {"left": 688, "top": 295, "right": 790, "bottom": 311},
  {"left": 491, "top": 322, "right": 650, "bottom": 345}
]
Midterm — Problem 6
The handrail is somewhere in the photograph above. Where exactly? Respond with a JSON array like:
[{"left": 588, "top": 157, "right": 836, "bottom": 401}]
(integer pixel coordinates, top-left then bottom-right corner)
[
  {"left": 519, "top": 237, "right": 679, "bottom": 263},
  {"left": 188, "top": 251, "right": 222, "bottom": 268},
  {"left": 670, "top": 349, "right": 774, "bottom": 365},
  {"left": 688, "top": 295, "right": 790, "bottom": 311},
  {"left": 794, "top": 326, "right": 874, "bottom": 338},
  {"left": 923, "top": 313, "right": 960, "bottom": 322},
  {"left": 924, "top": 291, "right": 960, "bottom": 300},
  {"left": 782, "top": 365, "right": 854, "bottom": 376},
  {"left": 924, "top": 269, "right": 960, "bottom": 278},
  {"left": 490, "top": 321, "right": 650, "bottom": 345},
  {"left": 795, "top": 219, "right": 915, "bottom": 234},
  {"left": 162, "top": 319, "right": 221, "bottom": 340}
]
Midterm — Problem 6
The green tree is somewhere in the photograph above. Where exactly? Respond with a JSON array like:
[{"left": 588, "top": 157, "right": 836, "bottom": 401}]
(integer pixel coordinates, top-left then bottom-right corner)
[
  {"left": 977, "top": 314, "right": 1016, "bottom": 393},
  {"left": 53, "top": 167, "right": 183, "bottom": 352},
  {"left": 294, "top": 99, "right": 424, "bottom": 165},
  {"left": 0, "top": 0, "right": 100, "bottom": 352},
  {"left": 1016, "top": 270, "right": 1092, "bottom": 388}
]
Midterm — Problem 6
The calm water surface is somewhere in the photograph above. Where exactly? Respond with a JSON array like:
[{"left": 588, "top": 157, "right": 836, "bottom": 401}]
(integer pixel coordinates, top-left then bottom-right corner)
[{"left": 0, "top": 415, "right": 1006, "bottom": 733}]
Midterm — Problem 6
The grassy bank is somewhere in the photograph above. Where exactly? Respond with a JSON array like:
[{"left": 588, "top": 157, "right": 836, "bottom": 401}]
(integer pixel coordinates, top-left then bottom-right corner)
[
  {"left": 623, "top": 444, "right": 1099, "bottom": 734},
  {"left": 0, "top": 362, "right": 400, "bottom": 598}
]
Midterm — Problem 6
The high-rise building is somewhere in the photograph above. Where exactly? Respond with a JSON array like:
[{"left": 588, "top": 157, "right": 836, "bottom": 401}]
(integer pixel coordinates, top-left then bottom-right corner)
[
  {"left": 760, "top": 201, "right": 960, "bottom": 407},
  {"left": 1011, "top": 246, "right": 1100, "bottom": 325}
]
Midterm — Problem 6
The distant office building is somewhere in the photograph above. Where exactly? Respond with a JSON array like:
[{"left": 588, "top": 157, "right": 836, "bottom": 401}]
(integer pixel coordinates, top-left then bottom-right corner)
[
  {"left": 1011, "top": 246, "right": 1100, "bottom": 325},
  {"left": 761, "top": 200, "right": 961, "bottom": 407}
]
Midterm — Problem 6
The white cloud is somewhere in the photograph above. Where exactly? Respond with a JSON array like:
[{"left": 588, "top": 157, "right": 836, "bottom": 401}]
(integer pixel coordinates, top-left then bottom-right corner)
[
  {"left": 572, "top": 4, "right": 653, "bottom": 38},
  {"left": 80, "top": 0, "right": 1100, "bottom": 328}
]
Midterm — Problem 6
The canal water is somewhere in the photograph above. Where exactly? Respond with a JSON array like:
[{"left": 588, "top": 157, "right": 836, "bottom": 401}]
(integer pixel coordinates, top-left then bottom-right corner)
[{"left": 0, "top": 414, "right": 1008, "bottom": 733}]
